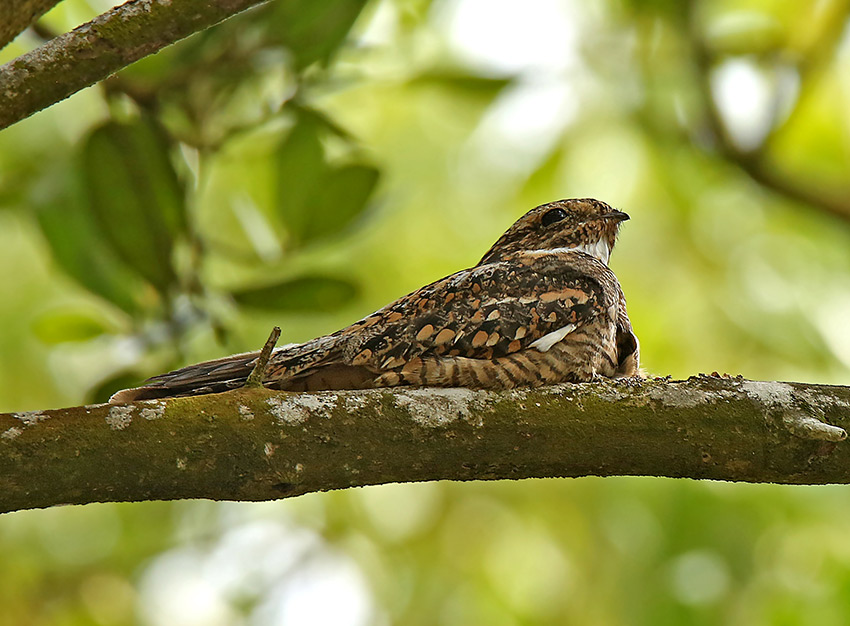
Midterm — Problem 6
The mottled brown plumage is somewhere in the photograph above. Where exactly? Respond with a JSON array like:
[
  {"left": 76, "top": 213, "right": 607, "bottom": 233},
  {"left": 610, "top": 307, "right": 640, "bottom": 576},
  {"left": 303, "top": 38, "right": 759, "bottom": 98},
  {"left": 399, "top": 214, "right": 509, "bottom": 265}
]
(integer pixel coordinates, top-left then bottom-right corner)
[{"left": 110, "top": 198, "right": 639, "bottom": 402}]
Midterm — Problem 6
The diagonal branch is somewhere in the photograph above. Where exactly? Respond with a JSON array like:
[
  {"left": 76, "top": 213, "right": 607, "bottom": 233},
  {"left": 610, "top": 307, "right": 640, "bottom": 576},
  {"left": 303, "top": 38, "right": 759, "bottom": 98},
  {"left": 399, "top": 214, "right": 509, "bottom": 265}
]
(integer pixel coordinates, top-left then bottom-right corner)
[
  {"left": 0, "top": 0, "right": 64, "bottom": 51},
  {"left": 0, "top": 0, "right": 270, "bottom": 131},
  {"left": 1, "top": 376, "right": 848, "bottom": 514},
  {"left": 687, "top": 6, "right": 850, "bottom": 222}
]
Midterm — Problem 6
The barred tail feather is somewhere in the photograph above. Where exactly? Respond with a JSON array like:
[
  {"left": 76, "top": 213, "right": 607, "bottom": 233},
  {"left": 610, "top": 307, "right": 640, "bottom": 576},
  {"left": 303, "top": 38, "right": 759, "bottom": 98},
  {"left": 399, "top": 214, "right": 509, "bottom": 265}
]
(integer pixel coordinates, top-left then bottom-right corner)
[
  {"left": 108, "top": 350, "right": 263, "bottom": 403},
  {"left": 108, "top": 336, "right": 350, "bottom": 403}
]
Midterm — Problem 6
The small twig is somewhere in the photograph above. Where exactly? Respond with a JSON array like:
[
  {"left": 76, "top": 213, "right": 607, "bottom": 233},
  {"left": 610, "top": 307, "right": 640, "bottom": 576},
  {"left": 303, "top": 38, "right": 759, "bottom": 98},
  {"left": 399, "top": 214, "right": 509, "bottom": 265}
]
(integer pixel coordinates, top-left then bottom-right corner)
[
  {"left": 245, "top": 326, "right": 281, "bottom": 388},
  {"left": 784, "top": 411, "right": 847, "bottom": 443}
]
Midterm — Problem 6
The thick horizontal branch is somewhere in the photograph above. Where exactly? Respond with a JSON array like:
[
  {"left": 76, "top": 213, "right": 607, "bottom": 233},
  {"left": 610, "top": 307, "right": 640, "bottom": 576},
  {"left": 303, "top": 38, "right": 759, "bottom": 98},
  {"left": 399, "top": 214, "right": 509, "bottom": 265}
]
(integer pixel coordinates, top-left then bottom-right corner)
[
  {"left": 1, "top": 376, "right": 849, "bottom": 514},
  {"left": 0, "top": 0, "right": 64, "bottom": 50},
  {"left": 0, "top": 0, "right": 268, "bottom": 131}
]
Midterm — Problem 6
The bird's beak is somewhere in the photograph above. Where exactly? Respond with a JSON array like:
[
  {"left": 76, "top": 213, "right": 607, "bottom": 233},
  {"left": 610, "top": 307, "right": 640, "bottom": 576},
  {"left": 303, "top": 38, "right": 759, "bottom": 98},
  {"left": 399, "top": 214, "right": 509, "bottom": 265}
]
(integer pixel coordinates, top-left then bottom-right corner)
[{"left": 602, "top": 209, "right": 630, "bottom": 222}]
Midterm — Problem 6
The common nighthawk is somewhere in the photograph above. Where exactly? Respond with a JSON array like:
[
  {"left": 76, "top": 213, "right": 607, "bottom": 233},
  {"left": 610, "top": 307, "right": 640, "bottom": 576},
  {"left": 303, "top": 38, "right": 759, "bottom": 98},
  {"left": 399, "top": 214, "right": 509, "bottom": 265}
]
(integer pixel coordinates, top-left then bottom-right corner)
[{"left": 110, "top": 198, "right": 639, "bottom": 402}]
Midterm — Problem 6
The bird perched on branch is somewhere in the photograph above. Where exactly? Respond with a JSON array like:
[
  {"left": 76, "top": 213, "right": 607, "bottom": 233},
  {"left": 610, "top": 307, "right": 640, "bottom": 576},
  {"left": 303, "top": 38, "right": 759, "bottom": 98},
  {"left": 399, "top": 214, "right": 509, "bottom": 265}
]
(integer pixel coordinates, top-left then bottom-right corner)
[{"left": 110, "top": 198, "right": 639, "bottom": 402}]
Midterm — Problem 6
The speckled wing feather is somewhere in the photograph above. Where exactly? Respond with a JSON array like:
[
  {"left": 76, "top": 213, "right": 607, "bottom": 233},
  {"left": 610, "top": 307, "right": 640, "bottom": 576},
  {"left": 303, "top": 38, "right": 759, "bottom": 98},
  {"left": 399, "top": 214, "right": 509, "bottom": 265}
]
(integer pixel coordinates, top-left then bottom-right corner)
[
  {"left": 109, "top": 197, "right": 640, "bottom": 402},
  {"left": 113, "top": 250, "right": 621, "bottom": 400},
  {"left": 345, "top": 253, "right": 604, "bottom": 359},
  {"left": 261, "top": 249, "right": 623, "bottom": 390}
]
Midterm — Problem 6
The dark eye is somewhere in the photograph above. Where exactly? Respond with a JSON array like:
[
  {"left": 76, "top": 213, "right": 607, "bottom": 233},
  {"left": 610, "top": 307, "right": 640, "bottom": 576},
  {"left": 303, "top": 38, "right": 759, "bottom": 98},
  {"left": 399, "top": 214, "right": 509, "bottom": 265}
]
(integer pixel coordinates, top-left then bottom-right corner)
[{"left": 541, "top": 208, "right": 567, "bottom": 227}]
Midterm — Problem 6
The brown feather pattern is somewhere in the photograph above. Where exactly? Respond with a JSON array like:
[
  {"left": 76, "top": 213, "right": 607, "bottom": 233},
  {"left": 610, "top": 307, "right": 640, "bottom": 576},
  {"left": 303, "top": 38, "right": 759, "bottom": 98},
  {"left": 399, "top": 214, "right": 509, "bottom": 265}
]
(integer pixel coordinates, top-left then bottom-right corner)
[{"left": 110, "top": 198, "right": 639, "bottom": 402}]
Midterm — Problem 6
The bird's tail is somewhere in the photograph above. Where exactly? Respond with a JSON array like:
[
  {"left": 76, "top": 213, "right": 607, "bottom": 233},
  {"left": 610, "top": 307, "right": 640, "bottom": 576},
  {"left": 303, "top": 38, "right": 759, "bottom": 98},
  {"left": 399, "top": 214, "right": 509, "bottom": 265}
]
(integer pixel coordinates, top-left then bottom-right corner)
[
  {"left": 108, "top": 333, "right": 352, "bottom": 403},
  {"left": 108, "top": 350, "right": 263, "bottom": 403}
]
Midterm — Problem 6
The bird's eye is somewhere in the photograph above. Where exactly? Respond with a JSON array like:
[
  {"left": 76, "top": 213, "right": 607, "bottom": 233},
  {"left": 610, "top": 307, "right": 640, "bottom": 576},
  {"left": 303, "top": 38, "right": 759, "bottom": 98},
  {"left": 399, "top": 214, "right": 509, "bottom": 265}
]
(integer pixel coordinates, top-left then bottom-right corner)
[{"left": 541, "top": 208, "right": 567, "bottom": 227}]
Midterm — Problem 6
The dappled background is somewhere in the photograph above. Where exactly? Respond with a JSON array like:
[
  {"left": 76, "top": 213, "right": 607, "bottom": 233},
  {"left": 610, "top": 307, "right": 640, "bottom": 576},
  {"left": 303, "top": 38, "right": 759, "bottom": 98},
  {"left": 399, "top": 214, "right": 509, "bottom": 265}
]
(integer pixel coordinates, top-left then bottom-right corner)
[{"left": 1, "top": 0, "right": 850, "bottom": 623}]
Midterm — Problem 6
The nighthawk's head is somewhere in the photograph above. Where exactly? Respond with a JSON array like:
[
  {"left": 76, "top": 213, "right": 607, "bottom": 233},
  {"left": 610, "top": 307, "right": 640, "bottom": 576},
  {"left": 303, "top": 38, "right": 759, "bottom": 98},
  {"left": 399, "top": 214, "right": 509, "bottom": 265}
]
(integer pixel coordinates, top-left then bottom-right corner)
[{"left": 478, "top": 198, "right": 629, "bottom": 266}]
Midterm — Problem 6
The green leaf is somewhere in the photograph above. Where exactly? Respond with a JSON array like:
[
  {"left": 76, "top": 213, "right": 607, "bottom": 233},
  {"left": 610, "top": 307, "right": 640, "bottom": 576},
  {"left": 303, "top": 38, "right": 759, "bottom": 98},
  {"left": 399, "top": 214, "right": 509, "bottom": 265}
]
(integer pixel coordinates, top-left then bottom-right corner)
[
  {"left": 32, "top": 310, "right": 112, "bottom": 345},
  {"left": 275, "top": 114, "right": 327, "bottom": 244},
  {"left": 81, "top": 116, "right": 187, "bottom": 292},
  {"left": 275, "top": 113, "right": 380, "bottom": 246},
  {"left": 620, "top": 0, "right": 689, "bottom": 22},
  {"left": 302, "top": 164, "right": 380, "bottom": 242},
  {"left": 267, "top": 0, "right": 369, "bottom": 70},
  {"left": 34, "top": 169, "right": 149, "bottom": 314},
  {"left": 410, "top": 71, "right": 513, "bottom": 102},
  {"left": 231, "top": 275, "right": 359, "bottom": 312}
]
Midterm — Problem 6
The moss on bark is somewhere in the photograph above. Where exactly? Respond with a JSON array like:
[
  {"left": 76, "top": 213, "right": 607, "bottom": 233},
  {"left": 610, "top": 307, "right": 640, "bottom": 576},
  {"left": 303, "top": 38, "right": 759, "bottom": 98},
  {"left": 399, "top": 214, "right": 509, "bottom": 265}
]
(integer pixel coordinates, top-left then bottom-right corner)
[
  {"left": 0, "top": 0, "right": 268, "bottom": 130},
  {"left": 1, "top": 376, "right": 848, "bottom": 514},
  {"left": 0, "top": 0, "right": 63, "bottom": 51}
]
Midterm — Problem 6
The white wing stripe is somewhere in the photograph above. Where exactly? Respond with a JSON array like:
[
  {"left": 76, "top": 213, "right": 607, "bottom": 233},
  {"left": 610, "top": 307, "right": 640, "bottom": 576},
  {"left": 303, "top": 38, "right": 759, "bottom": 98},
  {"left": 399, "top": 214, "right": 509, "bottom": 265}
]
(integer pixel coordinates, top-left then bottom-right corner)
[{"left": 529, "top": 324, "right": 577, "bottom": 353}]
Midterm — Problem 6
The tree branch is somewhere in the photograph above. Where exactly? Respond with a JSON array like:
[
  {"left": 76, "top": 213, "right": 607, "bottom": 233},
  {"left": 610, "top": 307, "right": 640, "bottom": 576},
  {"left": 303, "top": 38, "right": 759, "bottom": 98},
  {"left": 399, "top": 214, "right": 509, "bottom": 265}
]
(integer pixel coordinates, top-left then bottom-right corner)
[
  {"left": 0, "top": 0, "right": 64, "bottom": 51},
  {"left": 687, "top": 6, "right": 850, "bottom": 222},
  {"left": 2, "top": 376, "right": 848, "bottom": 514},
  {"left": 0, "top": 0, "right": 269, "bottom": 131}
]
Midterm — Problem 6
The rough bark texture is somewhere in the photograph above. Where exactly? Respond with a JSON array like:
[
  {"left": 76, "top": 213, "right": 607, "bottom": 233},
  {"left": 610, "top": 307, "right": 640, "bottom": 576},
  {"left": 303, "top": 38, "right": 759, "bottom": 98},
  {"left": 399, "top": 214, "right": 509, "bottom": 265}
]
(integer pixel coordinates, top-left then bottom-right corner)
[
  {"left": 0, "top": 0, "right": 64, "bottom": 50},
  {"left": 0, "top": 0, "right": 268, "bottom": 130},
  {"left": 1, "top": 376, "right": 848, "bottom": 514}
]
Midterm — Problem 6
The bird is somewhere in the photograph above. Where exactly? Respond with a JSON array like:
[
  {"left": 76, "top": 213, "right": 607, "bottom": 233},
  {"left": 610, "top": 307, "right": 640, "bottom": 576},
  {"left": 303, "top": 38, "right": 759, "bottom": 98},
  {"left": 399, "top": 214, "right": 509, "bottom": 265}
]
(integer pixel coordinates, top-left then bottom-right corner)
[{"left": 110, "top": 198, "right": 639, "bottom": 402}]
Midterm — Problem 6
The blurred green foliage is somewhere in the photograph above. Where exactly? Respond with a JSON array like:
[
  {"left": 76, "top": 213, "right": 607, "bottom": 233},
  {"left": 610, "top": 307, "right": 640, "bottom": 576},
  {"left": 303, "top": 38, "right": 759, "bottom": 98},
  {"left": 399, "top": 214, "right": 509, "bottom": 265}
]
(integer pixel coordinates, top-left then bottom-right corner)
[{"left": 1, "top": 0, "right": 850, "bottom": 624}]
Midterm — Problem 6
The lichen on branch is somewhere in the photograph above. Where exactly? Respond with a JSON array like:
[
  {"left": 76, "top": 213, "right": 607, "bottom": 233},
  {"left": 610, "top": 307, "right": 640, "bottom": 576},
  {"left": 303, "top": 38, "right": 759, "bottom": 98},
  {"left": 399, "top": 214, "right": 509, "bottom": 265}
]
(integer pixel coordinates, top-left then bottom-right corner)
[
  {"left": 1, "top": 376, "right": 848, "bottom": 515},
  {"left": 0, "top": 0, "right": 269, "bottom": 130},
  {"left": 0, "top": 0, "right": 63, "bottom": 51}
]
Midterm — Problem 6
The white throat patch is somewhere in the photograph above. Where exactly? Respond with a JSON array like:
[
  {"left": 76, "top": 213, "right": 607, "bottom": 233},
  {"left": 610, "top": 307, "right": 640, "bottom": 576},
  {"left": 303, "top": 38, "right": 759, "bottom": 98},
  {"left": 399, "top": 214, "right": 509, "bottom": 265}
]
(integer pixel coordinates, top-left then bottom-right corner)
[
  {"left": 573, "top": 239, "right": 610, "bottom": 264},
  {"left": 532, "top": 239, "right": 611, "bottom": 265}
]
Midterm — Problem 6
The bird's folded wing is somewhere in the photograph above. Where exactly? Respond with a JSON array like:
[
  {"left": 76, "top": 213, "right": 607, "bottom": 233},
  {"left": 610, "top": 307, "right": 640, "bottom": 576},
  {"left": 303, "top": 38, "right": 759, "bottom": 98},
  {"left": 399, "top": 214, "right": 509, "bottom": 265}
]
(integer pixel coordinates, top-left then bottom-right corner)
[
  {"left": 337, "top": 251, "right": 614, "bottom": 371},
  {"left": 111, "top": 251, "right": 617, "bottom": 400}
]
